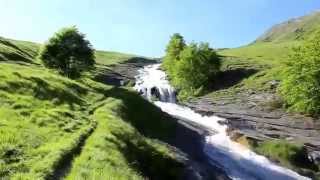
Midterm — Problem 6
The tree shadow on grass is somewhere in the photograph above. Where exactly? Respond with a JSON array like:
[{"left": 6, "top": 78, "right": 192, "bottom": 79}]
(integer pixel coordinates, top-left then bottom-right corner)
[
  {"left": 103, "top": 86, "right": 177, "bottom": 141},
  {"left": 1, "top": 75, "right": 88, "bottom": 108},
  {"left": 88, "top": 86, "right": 186, "bottom": 179},
  {"left": 109, "top": 131, "right": 184, "bottom": 180},
  {"left": 0, "top": 38, "right": 37, "bottom": 63},
  {"left": 92, "top": 86, "right": 231, "bottom": 179}
]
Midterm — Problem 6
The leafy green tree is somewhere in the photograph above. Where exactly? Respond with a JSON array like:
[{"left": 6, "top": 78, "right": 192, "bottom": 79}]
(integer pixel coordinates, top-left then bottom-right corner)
[
  {"left": 279, "top": 30, "right": 320, "bottom": 115},
  {"left": 38, "top": 26, "right": 95, "bottom": 78},
  {"left": 173, "top": 42, "right": 220, "bottom": 98},
  {"left": 162, "top": 33, "right": 186, "bottom": 75},
  {"left": 162, "top": 33, "right": 221, "bottom": 99}
]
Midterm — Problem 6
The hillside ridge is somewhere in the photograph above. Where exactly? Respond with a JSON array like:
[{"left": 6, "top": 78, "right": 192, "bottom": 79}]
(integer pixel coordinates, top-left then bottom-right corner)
[{"left": 255, "top": 10, "right": 320, "bottom": 43}]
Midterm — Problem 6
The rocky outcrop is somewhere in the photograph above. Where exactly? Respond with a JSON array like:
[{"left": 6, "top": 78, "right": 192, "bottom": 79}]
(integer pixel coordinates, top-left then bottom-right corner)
[
  {"left": 94, "top": 57, "right": 158, "bottom": 86},
  {"left": 184, "top": 91, "right": 320, "bottom": 164}
]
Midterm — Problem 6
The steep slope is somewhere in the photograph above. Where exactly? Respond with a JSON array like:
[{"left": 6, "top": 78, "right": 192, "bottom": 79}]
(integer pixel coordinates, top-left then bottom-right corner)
[
  {"left": 0, "top": 37, "right": 39, "bottom": 62},
  {"left": 0, "top": 37, "right": 185, "bottom": 179},
  {"left": 218, "top": 10, "right": 320, "bottom": 91},
  {"left": 0, "top": 36, "right": 138, "bottom": 66},
  {"left": 256, "top": 10, "right": 320, "bottom": 43},
  {"left": 220, "top": 10, "right": 320, "bottom": 67}
]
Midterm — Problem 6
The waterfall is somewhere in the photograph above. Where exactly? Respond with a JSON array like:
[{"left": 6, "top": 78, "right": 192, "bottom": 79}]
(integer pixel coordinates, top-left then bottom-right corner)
[
  {"left": 135, "top": 64, "right": 176, "bottom": 103},
  {"left": 134, "top": 64, "right": 310, "bottom": 180}
]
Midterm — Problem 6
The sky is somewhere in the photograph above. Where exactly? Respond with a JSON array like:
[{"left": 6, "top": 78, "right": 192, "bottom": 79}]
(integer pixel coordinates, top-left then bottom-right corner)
[{"left": 1, "top": 0, "right": 320, "bottom": 57}]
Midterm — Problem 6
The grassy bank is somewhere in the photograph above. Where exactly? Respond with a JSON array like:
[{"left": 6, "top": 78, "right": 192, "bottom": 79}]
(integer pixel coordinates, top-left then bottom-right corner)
[
  {"left": 254, "top": 139, "right": 319, "bottom": 179},
  {"left": 0, "top": 37, "right": 184, "bottom": 179},
  {"left": 67, "top": 97, "right": 183, "bottom": 180},
  {"left": 214, "top": 41, "right": 300, "bottom": 94}
]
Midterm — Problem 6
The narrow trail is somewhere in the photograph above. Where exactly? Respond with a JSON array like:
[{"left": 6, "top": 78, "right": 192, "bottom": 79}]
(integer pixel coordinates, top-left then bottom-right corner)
[{"left": 50, "top": 125, "right": 96, "bottom": 180}]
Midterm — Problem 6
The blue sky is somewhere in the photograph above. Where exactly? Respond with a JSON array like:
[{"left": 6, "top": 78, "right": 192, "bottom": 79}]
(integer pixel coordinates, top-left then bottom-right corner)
[{"left": 1, "top": 0, "right": 320, "bottom": 57}]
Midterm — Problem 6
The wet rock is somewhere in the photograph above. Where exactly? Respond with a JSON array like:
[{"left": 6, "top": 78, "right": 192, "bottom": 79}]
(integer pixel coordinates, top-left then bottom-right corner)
[
  {"left": 151, "top": 86, "right": 161, "bottom": 100},
  {"left": 94, "top": 57, "right": 158, "bottom": 86},
  {"left": 183, "top": 92, "right": 320, "bottom": 153},
  {"left": 308, "top": 151, "right": 320, "bottom": 166},
  {"left": 269, "top": 80, "right": 280, "bottom": 89},
  {"left": 228, "top": 130, "right": 244, "bottom": 141}
]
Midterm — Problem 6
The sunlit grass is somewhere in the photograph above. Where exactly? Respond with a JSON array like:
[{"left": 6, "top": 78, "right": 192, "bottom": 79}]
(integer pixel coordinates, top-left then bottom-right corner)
[{"left": 0, "top": 60, "right": 182, "bottom": 179}]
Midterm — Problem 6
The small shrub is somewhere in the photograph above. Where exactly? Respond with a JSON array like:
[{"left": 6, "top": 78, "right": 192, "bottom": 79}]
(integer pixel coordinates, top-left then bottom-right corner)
[{"left": 38, "top": 26, "right": 95, "bottom": 78}]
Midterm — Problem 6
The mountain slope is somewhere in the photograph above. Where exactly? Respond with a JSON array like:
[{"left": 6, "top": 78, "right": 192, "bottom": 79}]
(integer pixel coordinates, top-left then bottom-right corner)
[
  {"left": 0, "top": 36, "right": 138, "bottom": 66},
  {"left": 0, "top": 37, "right": 185, "bottom": 179},
  {"left": 220, "top": 10, "right": 320, "bottom": 66},
  {"left": 256, "top": 10, "right": 320, "bottom": 43}
]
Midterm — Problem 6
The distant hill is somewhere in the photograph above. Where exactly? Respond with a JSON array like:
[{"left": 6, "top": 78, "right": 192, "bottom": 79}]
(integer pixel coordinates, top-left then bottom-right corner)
[
  {"left": 0, "top": 36, "right": 138, "bottom": 65},
  {"left": 218, "top": 10, "right": 320, "bottom": 94},
  {"left": 220, "top": 10, "right": 320, "bottom": 65},
  {"left": 255, "top": 10, "right": 320, "bottom": 43},
  {"left": 0, "top": 36, "right": 40, "bottom": 62}
]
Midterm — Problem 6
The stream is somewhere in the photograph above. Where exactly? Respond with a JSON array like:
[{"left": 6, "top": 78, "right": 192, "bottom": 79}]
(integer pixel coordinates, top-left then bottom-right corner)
[{"left": 134, "top": 64, "right": 310, "bottom": 180}]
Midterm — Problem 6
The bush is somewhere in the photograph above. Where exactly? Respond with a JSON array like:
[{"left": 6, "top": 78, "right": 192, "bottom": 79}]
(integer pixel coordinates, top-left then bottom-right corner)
[
  {"left": 279, "top": 30, "right": 320, "bottom": 115},
  {"left": 162, "top": 34, "right": 221, "bottom": 99},
  {"left": 38, "top": 26, "right": 95, "bottom": 78}
]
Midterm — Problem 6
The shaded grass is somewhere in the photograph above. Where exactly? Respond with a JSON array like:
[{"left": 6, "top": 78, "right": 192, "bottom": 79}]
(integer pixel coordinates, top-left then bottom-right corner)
[
  {"left": 204, "top": 41, "right": 301, "bottom": 100},
  {"left": 253, "top": 140, "right": 319, "bottom": 179},
  {"left": 0, "top": 61, "right": 183, "bottom": 179},
  {"left": 66, "top": 98, "right": 183, "bottom": 180},
  {"left": 0, "top": 37, "right": 39, "bottom": 63},
  {"left": 0, "top": 36, "right": 183, "bottom": 179},
  {"left": 0, "top": 63, "right": 95, "bottom": 179}
]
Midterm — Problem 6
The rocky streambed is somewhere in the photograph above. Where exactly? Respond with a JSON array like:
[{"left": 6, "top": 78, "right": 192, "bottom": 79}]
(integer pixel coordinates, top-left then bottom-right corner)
[
  {"left": 184, "top": 92, "right": 320, "bottom": 176},
  {"left": 99, "top": 60, "right": 320, "bottom": 179}
]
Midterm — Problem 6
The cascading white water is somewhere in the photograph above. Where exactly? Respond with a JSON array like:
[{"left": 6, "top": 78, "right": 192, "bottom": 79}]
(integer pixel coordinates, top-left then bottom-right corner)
[
  {"left": 134, "top": 64, "right": 310, "bottom": 180},
  {"left": 135, "top": 64, "right": 176, "bottom": 103}
]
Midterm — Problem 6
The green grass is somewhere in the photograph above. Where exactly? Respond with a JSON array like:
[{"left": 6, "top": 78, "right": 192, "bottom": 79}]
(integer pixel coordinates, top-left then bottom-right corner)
[
  {"left": 0, "top": 63, "right": 95, "bottom": 179},
  {"left": 0, "top": 62, "right": 183, "bottom": 179},
  {"left": 95, "top": 50, "right": 137, "bottom": 66},
  {"left": 220, "top": 41, "right": 300, "bottom": 66},
  {"left": 0, "top": 37, "right": 183, "bottom": 179},
  {"left": 209, "top": 16, "right": 320, "bottom": 179},
  {"left": 67, "top": 98, "right": 183, "bottom": 180},
  {"left": 0, "top": 37, "right": 40, "bottom": 62},
  {"left": 211, "top": 11, "right": 320, "bottom": 97},
  {"left": 0, "top": 36, "right": 137, "bottom": 67},
  {"left": 253, "top": 140, "right": 319, "bottom": 179},
  {"left": 256, "top": 11, "right": 320, "bottom": 43},
  {"left": 203, "top": 41, "right": 301, "bottom": 101}
]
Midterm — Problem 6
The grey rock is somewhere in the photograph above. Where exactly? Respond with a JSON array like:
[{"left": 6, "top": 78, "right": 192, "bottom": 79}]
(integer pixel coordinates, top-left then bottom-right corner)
[{"left": 184, "top": 92, "right": 320, "bottom": 152}]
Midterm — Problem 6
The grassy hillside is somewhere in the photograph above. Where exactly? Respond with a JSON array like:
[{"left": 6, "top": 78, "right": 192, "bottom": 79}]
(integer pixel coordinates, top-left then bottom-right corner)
[
  {"left": 0, "top": 36, "right": 137, "bottom": 66},
  {"left": 213, "top": 11, "right": 320, "bottom": 96},
  {"left": 0, "top": 37, "right": 39, "bottom": 63},
  {"left": 255, "top": 11, "right": 320, "bottom": 43},
  {"left": 0, "top": 38, "right": 183, "bottom": 179}
]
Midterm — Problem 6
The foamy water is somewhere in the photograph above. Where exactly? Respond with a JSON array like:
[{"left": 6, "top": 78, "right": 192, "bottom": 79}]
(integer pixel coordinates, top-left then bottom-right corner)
[{"left": 134, "top": 64, "right": 309, "bottom": 180}]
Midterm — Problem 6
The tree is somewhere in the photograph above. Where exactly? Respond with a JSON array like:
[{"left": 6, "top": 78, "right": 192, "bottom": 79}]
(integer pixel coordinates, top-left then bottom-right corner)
[
  {"left": 162, "top": 33, "right": 186, "bottom": 75},
  {"left": 173, "top": 42, "right": 220, "bottom": 98},
  {"left": 38, "top": 26, "right": 95, "bottom": 78},
  {"left": 162, "top": 33, "right": 221, "bottom": 99},
  {"left": 279, "top": 30, "right": 320, "bottom": 115}
]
